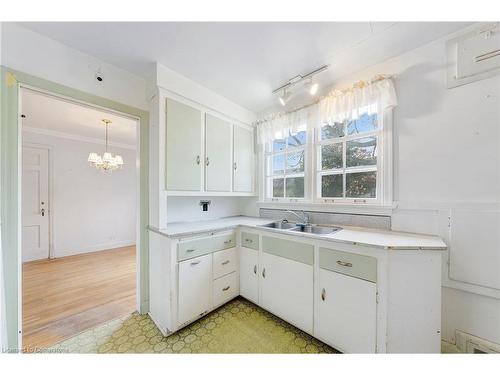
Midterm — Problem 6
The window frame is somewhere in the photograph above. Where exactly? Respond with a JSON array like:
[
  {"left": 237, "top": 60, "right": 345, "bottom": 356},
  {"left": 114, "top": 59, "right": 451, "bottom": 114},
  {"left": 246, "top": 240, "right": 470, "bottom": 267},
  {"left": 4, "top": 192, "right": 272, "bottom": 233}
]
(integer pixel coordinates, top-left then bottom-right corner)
[{"left": 261, "top": 106, "right": 393, "bottom": 208}]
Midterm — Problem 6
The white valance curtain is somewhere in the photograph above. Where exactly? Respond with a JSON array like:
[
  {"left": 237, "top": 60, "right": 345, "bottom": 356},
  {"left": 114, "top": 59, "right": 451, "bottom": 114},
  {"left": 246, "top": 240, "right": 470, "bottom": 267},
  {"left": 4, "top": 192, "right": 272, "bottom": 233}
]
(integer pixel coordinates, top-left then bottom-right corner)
[{"left": 256, "top": 77, "right": 397, "bottom": 144}]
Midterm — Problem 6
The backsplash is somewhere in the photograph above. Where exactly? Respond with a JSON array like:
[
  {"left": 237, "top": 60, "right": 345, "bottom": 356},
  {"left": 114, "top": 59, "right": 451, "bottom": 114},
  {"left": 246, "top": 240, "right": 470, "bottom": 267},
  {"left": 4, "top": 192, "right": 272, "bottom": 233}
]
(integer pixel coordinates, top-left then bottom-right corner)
[{"left": 259, "top": 208, "right": 391, "bottom": 230}]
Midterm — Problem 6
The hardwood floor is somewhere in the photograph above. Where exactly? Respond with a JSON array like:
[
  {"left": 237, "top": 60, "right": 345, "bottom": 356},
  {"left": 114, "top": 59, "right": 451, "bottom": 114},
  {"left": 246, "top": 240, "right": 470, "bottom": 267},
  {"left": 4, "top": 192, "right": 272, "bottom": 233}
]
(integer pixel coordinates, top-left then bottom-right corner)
[{"left": 22, "top": 245, "right": 136, "bottom": 350}]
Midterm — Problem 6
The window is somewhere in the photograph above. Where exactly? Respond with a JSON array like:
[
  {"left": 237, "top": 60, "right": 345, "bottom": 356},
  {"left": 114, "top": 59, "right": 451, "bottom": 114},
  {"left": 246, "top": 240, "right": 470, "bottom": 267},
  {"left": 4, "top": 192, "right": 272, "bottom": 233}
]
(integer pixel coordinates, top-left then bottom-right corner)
[
  {"left": 317, "top": 111, "right": 379, "bottom": 202},
  {"left": 262, "top": 104, "right": 390, "bottom": 206},
  {"left": 265, "top": 130, "right": 307, "bottom": 199}
]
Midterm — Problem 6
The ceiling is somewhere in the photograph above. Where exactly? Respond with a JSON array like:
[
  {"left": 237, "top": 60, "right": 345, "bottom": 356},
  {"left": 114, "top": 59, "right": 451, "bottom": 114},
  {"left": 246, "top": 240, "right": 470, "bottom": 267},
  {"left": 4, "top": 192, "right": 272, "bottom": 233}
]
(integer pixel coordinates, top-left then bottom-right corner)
[
  {"left": 19, "top": 22, "right": 472, "bottom": 113},
  {"left": 22, "top": 89, "right": 137, "bottom": 147}
]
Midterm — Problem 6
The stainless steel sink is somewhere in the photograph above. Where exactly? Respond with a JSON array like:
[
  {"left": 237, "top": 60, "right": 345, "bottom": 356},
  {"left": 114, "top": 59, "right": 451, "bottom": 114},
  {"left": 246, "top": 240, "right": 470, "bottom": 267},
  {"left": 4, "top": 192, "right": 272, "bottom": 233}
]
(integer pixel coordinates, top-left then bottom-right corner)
[
  {"left": 258, "top": 221, "right": 297, "bottom": 230},
  {"left": 289, "top": 225, "right": 342, "bottom": 235}
]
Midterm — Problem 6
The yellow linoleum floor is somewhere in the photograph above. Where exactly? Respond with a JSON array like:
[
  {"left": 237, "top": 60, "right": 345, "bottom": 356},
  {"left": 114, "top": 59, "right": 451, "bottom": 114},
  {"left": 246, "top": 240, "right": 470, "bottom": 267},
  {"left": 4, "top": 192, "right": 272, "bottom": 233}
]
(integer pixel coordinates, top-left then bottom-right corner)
[{"left": 50, "top": 297, "right": 339, "bottom": 354}]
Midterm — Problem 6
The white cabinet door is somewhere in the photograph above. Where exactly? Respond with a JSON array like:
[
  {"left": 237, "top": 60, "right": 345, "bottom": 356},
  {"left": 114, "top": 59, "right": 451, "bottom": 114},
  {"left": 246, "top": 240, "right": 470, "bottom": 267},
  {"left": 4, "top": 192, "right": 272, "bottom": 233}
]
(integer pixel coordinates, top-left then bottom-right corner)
[
  {"left": 260, "top": 252, "right": 313, "bottom": 334},
  {"left": 166, "top": 98, "right": 202, "bottom": 191},
  {"left": 178, "top": 254, "right": 212, "bottom": 326},
  {"left": 239, "top": 247, "right": 259, "bottom": 304},
  {"left": 316, "top": 269, "right": 377, "bottom": 353},
  {"left": 205, "top": 114, "right": 232, "bottom": 192},
  {"left": 233, "top": 125, "right": 254, "bottom": 193}
]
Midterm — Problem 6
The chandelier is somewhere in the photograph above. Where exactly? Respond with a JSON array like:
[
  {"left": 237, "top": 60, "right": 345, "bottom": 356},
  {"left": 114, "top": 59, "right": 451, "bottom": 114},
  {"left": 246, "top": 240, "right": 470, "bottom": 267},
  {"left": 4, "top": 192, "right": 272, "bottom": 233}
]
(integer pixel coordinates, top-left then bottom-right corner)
[{"left": 87, "top": 119, "right": 124, "bottom": 171}]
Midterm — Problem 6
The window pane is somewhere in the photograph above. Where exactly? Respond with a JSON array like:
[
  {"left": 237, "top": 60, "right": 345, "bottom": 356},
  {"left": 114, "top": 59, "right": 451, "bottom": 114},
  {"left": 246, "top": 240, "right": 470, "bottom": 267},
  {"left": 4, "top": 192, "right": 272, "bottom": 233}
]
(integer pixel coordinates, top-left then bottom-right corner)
[
  {"left": 286, "top": 150, "right": 304, "bottom": 173},
  {"left": 273, "top": 138, "right": 286, "bottom": 152},
  {"left": 272, "top": 154, "right": 285, "bottom": 175},
  {"left": 321, "top": 174, "right": 343, "bottom": 198},
  {"left": 286, "top": 177, "right": 304, "bottom": 198},
  {"left": 346, "top": 137, "right": 377, "bottom": 167},
  {"left": 346, "top": 171, "right": 376, "bottom": 198},
  {"left": 321, "top": 143, "right": 343, "bottom": 170},
  {"left": 272, "top": 178, "right": 284, "bottom": 197},
  {"left": 321, "top": 123, "right": 344, "bottom": 140},
  {"left": 287, "top": 130, "right": 306, "bottom": 147},
  {"left": 347, "top": 113, "right": 377, "bottom": 135}
]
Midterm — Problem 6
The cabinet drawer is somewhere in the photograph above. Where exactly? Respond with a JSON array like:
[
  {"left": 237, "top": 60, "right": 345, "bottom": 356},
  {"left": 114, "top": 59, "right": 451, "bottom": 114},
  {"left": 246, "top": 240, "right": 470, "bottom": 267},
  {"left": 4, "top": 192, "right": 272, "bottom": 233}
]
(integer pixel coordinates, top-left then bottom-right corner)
[
  {"left": 213, "top": 271, "right": 239, "bottom": 307},
  {"left": 213, "top": 248, "right": 238, "bottom": 279},
  {"left": 178, "top": 232, "right": 236, "bottom": 261},
  {"left": 241, "top": 232, "right": 259, "bottom": 250},
  {"left": 319, "top": 247, "right": 377, "bottom": 283},
  {"left": 262, "top": 236, "right": 314, "bottom": 265}
]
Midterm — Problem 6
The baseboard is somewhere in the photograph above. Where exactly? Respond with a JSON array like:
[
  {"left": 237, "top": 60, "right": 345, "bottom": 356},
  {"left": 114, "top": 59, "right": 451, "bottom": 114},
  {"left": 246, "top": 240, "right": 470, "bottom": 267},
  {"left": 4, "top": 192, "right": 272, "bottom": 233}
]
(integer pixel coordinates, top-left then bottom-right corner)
[{"left": 52, "top": 240, "right": 136, "bottom": 258}]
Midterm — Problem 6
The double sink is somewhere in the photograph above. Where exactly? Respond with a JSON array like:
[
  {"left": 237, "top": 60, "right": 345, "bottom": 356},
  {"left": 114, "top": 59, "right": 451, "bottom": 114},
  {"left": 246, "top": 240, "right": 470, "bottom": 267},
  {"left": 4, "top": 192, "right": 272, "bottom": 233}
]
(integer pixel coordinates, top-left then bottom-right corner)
[{"left": 257, "top": 221, "right": 342, "bottom": 236}]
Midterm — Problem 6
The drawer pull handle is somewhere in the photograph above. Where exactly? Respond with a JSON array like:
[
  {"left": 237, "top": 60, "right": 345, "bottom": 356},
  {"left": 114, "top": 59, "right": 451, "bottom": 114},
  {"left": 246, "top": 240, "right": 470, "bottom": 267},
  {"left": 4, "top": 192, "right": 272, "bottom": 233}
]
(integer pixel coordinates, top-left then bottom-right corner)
[
  {"left": 186, "top": 249, "right": 195, "bottom": 253},
  {"left": 222, "top": 286, "right": 230, "bottom": 291},
  {"left": 262, "top": 268, "right": 266, "bottom": 278},
  {"left": 253, "top": 265, "right": 257, "bottom": 274},
  {"left": 224, "top": 240, "right": 232, "bottom": 244},
  {"left": 321, "top": 288, "right": 326, "bottom": 301},
  {"left": 336, "top": 260, "right": 353, "bottom": 268},
  {"left": 245, "top": 238, "right": 253, "bottom": 243},
  {"left": 222, "top": 260, "right": 230, "bottom": 265},
  {"left": 190, "top": 261, "right": 200, "bottom": 266}
]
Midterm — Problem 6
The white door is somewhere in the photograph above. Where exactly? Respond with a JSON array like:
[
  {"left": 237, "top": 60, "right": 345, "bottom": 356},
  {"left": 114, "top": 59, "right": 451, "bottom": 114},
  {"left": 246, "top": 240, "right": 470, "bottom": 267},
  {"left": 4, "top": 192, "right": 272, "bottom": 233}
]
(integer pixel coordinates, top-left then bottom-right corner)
[
  {"left": 205, "top": 114, "right": 231, "bottom": 192},
  {"left": 239, "top": 247, "right": 259, "bottom": 304},
  {"left": 166, "top": 98, "right": 202, "bottom": 191},
  {"left": 178, "top": 254, "right": 212, "bottom": 326},
  {"left": 260, "top": 252, "right": 313, "bottom": 334},
  {"left": 316, "top": 269, "right": 377, "bottom": 353},
  {"left": 233, "top": 125, "right": 254, "bottom": 193},
  {"left": 22, "top": 146, "right": 50, "bottom": 262}
]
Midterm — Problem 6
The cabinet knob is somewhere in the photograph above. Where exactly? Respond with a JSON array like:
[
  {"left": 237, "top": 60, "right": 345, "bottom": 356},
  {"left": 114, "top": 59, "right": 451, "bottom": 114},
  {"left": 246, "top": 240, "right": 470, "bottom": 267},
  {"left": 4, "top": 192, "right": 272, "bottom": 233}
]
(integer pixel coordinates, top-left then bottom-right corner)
[
  {"left": 196, "top": 155, "right": 200, "bottom": 165},
  {"left": 321, "top": 288, "right": 326, "bottom": 301},
  {"left": 186, "top": 249, "right": 195, "bottom": 253},
  {"left": 205, "top": 157, "right": 210, "bottom": 166},
  {"left": 224, "top": 240, "right": 232, "bottom": 244},
  {"left": 233, "top": 162, "right": 237, "bottom": 170},
  {"left": 222, "top": 286, "right": 230, "bottom": 291},
  {"left": 190, "top": 261, "right": 200, "bottom": 266},
  {"left": 245, "top": 238, "right": 253, "bottom": 243},
  {"left": 253, "top": 265, "right": 257, "bottom": 274},
  {"left": 222, "top": 260, "right": 230, "bottom": 265},
  {"left": 262, "top": 268, "right": 266, "bottom": 278}
]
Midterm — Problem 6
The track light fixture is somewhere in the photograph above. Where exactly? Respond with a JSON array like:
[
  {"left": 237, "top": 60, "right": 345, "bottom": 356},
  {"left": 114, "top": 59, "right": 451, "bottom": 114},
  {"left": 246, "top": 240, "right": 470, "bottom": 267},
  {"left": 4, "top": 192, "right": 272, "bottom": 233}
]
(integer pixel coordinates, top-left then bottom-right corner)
[
  {"left": 279, "top": 90, "right": 292, "bottom": 106},
  {"left": 272, "top": 64, "right": 328, "bottom": 106}
]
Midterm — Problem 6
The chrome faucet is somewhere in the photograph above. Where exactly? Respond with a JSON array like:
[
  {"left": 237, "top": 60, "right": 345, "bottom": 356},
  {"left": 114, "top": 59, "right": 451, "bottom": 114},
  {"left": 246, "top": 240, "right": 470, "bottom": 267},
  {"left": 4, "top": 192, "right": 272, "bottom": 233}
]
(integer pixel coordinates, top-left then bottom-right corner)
[{"left": 285, "top": 210, "right": 311, "bottom": 226}]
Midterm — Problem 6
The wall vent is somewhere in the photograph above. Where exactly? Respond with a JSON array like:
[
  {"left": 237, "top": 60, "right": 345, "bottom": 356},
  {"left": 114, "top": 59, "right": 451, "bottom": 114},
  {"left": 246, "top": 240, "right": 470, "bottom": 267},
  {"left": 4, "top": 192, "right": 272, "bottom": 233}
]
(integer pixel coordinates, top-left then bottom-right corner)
[{"left": 447, "top": 23, "right": 500, "bottom": 88}]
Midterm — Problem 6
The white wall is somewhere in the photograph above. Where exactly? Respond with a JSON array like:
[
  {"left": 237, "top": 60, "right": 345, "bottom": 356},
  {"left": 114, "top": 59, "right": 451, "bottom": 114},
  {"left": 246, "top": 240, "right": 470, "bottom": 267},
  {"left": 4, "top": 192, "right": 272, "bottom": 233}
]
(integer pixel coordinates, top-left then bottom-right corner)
[
  {"left": 311, "top": 25, "right": 500, "bottom": 346},
  {"left": 1, "top": 23, "right": 148, "bottom": 110},
  {"left": 167, "top": 197, "right": 258, "bottom": 223},
  {"left": 23, "top": 131, "right": 137, "bottom": 258}
]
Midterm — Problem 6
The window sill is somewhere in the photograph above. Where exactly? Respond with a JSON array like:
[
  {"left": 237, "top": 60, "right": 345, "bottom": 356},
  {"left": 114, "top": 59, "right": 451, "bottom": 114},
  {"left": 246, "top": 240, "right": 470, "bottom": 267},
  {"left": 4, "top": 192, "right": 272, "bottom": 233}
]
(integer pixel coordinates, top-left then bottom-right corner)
[{"left": 256, "top": 200, "right": 397, "bottom": 216}]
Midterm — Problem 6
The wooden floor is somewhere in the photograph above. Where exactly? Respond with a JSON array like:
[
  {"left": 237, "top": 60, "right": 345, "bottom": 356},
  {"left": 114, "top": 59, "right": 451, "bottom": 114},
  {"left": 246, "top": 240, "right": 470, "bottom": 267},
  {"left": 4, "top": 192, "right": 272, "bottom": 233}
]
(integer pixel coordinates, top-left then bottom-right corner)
[{"left": 22, "top": 245, "right": 136, "bottom": 350}]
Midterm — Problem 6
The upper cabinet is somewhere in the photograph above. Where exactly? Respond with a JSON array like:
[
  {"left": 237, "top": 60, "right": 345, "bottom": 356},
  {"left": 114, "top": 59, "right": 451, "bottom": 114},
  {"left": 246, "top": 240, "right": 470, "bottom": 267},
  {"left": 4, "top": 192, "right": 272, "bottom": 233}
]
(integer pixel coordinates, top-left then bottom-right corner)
[
  {"left": 165, "top": 97, "right": 255, "bottom": 195},
  {"left": 233, "top": 125, "right": 254, "bottom": 193},
  {"left": 166, "top": 98, "right": 202, "bottom": 191},
  {"left": 205, "top": 114, "right": 232, "bottom": 192}
]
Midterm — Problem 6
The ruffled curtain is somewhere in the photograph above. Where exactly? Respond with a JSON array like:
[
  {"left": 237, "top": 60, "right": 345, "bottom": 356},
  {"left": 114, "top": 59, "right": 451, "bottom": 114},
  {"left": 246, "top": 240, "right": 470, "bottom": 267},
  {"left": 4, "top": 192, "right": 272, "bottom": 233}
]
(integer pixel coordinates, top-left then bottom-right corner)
[
  {"left": 318, "top": 78, "right": 397, "bottom": 124},
  {"left": 256, "top": 77, "right": 397, "bottom": 144},
  {"left": 256, "top": 107, "right": 313, "bottom": 145}
]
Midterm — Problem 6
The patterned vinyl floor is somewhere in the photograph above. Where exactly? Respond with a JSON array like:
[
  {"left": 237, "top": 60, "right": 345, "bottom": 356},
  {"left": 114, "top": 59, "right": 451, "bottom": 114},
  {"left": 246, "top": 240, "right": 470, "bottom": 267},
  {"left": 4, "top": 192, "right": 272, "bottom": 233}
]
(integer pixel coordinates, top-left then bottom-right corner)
[{"left": 50, "top": 297, "right": 339, "bottom": 354}]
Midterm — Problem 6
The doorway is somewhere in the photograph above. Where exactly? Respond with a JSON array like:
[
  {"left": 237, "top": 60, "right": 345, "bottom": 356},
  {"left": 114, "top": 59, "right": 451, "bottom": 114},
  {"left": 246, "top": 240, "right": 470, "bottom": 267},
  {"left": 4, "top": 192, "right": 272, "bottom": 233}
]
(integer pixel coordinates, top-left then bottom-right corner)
[{"left": 19, "top": 87, "right": 140, "bottom": 350}]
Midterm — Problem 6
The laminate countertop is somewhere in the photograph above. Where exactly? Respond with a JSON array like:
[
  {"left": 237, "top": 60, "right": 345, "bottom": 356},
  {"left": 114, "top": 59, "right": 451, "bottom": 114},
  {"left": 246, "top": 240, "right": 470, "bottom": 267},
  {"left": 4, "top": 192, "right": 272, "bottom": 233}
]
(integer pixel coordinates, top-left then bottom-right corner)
[{"left": 148, "top": 216, "right": 447, "bottom": 250}]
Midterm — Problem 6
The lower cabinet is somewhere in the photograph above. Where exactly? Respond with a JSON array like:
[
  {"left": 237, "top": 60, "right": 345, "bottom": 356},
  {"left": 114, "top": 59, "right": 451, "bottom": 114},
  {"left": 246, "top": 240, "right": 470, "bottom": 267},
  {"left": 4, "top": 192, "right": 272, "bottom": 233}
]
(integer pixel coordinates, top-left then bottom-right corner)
[
  {"left": 260, "top": 252, "right": 313, "bottom": 334},
  {"left": 316, "top": 268, "right": 377, "bottom": 353},
  {"left": 178, "top": 253, "right": 212, "bottom": 326},
  {"left": 239, "top": 246, "right": 259, "bottom": 304}
]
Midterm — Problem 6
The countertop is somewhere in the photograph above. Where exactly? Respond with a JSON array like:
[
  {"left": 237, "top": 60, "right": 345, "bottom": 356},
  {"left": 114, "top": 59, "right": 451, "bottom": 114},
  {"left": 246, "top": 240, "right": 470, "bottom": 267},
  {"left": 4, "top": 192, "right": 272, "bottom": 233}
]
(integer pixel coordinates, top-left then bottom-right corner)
[{"left": 148, "top": 216, "right": 447, "bottom": 250}]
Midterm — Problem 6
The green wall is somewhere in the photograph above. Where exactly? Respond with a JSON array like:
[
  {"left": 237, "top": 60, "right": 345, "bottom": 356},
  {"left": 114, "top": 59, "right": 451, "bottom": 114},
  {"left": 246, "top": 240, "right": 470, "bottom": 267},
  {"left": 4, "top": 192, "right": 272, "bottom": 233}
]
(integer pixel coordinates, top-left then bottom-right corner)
[{"left": 0, "top": 67, "right": 150, "bottom": 350}]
